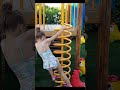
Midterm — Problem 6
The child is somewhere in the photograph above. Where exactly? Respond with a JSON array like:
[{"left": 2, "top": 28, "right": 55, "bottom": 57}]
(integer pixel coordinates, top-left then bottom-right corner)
[{"left": 35, "top": 26, "right": 72, "bottom": 87}]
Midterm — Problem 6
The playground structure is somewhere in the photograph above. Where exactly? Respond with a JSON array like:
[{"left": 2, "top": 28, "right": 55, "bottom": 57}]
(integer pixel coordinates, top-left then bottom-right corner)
[
  {"left": 86, "top": 1, "right": 119, "bottom": 90},
  {"left": 86, "top": 0, "right": 101, "bottom": 23},
  {"left": 35, "top": 3, "right": 85, "bottom": 87},
  {"left": 53, "top": 4, "right": 72, "bottom": 87},
  {"left": 71, "top": 69, "right": 85, "bottom": 87},
  {"left": 0, "top": 0, "right": 34, "bottom": 26},
  {"left": 35, "top": 3, "right": 86, "bottom": 36},
  {"left": 86, "top": 0, "right": 112, "bottom": 90},
  {"left": 79, "top": 58, "right": 86, "bottom": 75}
]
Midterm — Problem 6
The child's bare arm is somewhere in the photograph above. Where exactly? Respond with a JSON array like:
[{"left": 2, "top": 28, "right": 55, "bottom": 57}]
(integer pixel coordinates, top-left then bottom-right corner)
[{"left": 45, "top": 26, "right": 66, "bottom": 42}]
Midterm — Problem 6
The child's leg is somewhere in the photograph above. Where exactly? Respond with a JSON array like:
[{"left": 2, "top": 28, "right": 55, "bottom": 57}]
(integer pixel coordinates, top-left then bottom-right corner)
[
  {"left": 56, "top": 63, "right": 72, "bottom": 87},
  {"left": 48, "top": 68, "right": 56, "bottom": 81}
]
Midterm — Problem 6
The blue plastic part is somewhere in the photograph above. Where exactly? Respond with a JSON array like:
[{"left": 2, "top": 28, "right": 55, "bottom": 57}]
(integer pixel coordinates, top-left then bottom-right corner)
[
  {"left": 71, "top": 3, "right": 75, "bottom": 27},
  {"left": 81, "top": 3, "right": 85, "bottom": 31},
  {"left": 71, "top": 3, "right": 85, "bottom": 30},
  {"left": 96, "top": 0, "right": 100, "bottom": 8}
]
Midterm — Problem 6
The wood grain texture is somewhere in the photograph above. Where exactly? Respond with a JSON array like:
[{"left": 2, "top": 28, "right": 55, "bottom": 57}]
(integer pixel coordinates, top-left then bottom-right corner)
[
  {"left": 97, "top": 0, "right": 111, "bottom": 90},
  {"left": 37, "top": 24, "right": 76, "bottom": 36},
  {"left": 75, "top": 3, "right": 82, "bottom": 69}
]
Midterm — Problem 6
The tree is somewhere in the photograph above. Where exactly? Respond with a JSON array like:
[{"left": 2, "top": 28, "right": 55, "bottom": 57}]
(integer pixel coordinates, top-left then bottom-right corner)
[{"left": 45, "top": 6, "right": 61, "bottom": 24}]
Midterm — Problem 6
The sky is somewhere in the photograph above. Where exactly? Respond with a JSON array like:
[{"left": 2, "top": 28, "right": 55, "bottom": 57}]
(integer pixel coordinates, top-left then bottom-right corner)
[{"left": 45, "top": 3, "right": 61, "bottom": 8}]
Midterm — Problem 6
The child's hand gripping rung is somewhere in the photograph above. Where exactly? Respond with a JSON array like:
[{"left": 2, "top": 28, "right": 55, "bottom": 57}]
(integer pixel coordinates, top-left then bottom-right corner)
[
  {"left": 64, "top": 23, "right": 72, "bottom": 30},
  {"left": 54, "top": 24, "right": 72, "bottom": 31},
  {"left": 54, "top": 28, "right": 61, "bottom": 31}
]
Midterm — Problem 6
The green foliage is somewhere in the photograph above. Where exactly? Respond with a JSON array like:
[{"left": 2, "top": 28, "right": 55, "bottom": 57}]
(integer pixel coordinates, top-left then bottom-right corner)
[
  {"left": 37, "top": 5, "right": 61, "bottom": 24},
  {"left": 37, "top": 5, "right": 67, "bottom": 24},
  {"left": 45, "top": 6, "right": 61, "bottom": 24}
]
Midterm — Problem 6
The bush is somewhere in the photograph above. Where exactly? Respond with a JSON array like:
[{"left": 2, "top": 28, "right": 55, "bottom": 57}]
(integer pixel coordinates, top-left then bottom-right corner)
[
  {"left": 37, "top": 5, "right": 61, "bottom": 24},
  {"left": 45, "top": 6, "right": 61, "bottom": 24}
]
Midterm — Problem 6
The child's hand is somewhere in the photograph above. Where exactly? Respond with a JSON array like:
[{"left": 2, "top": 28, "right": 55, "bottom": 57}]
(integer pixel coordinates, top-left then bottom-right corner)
[
  {"left": 61, "top": 25, "right": 66, "bottom": 30},
  {"left": 75, "top": 25, "right": 79, "bottom": 30}
]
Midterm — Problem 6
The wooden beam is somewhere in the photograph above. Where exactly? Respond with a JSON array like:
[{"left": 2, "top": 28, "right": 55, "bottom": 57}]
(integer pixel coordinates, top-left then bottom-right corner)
[
  {"left": 20, "top": 0, "right": 24, "bottom": 11},
  {"left": 75, "top": 3, "right": 82, "bottom": 69},
  {"left": 92, "top": 0, "right": 95, "bottom": 9},
  {"left": 10, "top": 0, "right": 13, "bottom": 4},
  {"left": 86, "top": 17, "right": 100, "bottom": 24},
  {"left": 0, "top": 0, "right": 3, "bottom": 14},
  {"left": 96, "top": 0, "right": 111, "bottom": 90},
  {"left": 39, "top": 3, "right": 42, "bottom": 25},
  {"left": 67, "top": 4, "right": 70, "bottom": 24},
  {"left": 35, "top": 3, "right": 38, "bottom": 36},
  {"left": 42, "top": 3, "right": 45, "bottom": 31},
  {"left": 86, "top": 10, "right": 100, "bottom": 23}
]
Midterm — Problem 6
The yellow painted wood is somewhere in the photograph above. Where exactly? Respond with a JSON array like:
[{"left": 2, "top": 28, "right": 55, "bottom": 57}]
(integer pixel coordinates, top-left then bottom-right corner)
[
  {"left": 35, "top": 3, "right": 38, "bottom": 25},
  {"left": 43, "top": 3, "right": 45, "bottom": 31},
  {"left": 20, "top": 0, "right": 24, "bottom": 11},
  {"left": 65, "top": 4, "right": 68, "bottom": 23},
  {"left": 39, "top": 3, "right": 42, "bottom": 25}
]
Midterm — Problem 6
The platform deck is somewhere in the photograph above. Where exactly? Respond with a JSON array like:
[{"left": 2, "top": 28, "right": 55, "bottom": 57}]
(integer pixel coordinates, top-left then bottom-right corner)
[{"left": 36, "top": 24, "right": 76, "bottom": 36}]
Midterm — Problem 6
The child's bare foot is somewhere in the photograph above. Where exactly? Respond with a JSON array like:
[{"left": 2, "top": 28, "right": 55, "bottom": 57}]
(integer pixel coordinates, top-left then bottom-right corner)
[
  {"left": 52, "top": 75, "right": 57, "bottom": 81},
  {"left": 69, "top": 85, "right": 72, "bottom": 87},
  {"left": 63, "top": 83, "right": 72, "bottom": 87}
]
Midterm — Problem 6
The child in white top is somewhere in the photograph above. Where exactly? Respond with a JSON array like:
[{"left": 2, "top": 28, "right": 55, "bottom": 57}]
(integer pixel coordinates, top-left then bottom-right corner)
[{"left": 35, "top": 26, "right": 72, "bottom": 87}]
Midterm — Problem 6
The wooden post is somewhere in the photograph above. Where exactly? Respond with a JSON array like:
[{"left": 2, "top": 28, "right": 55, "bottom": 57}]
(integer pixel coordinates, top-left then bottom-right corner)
[
  {"left": 43, "top": 3, "right": 45, "bottom": 31},
  {"left": 10, "top": 0, "right": 13, "bottom": 4},
  {"left": 20, "top": 0, "right": 24, "bottom": 11},
  {"left": 61, "top": 3, "right": 64, "bottom": 65},
  {"left": 65, "top": 4, "right": 68, "bottom": 24},
  {"left": 35, "top": 3, "right": 37, "bottom": 36},
  {"left": 75, "top": 3, "right": 82, "bottom": 69},
  {"left": 61, "top": 3, "right": 64, "bottom": 86},
  {"left": 0, "top": 0, "right": 3, "bottom": 13},
  {"left": 39, "top": 3, "right": 42, "bottom": 25},
  {"left": 70, "top": 3, "right": 72, "bottom": 25},
  {"left": 35, "top": 3, "right": 38, "bottom": 25},
  {"left": 97, "top": 0, "right": 111, "bottom": 90},
  {"left": 68, "top": 3, "right": 70, "bottom": 24},
  {"left": 92, "top": 0, "right": 95, "bottom": 9}
]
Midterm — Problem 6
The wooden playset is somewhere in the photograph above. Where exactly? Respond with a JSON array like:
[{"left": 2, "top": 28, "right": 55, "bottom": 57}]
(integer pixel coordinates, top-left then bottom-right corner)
[{"left": 35, "top": 3, "right": 85, "bottom": 87}]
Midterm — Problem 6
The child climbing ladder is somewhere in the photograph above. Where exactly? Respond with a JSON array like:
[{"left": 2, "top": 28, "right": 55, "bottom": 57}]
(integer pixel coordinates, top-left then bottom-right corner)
[{"left": 35, "top": 26, "right": 72, "bottom": 87}]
